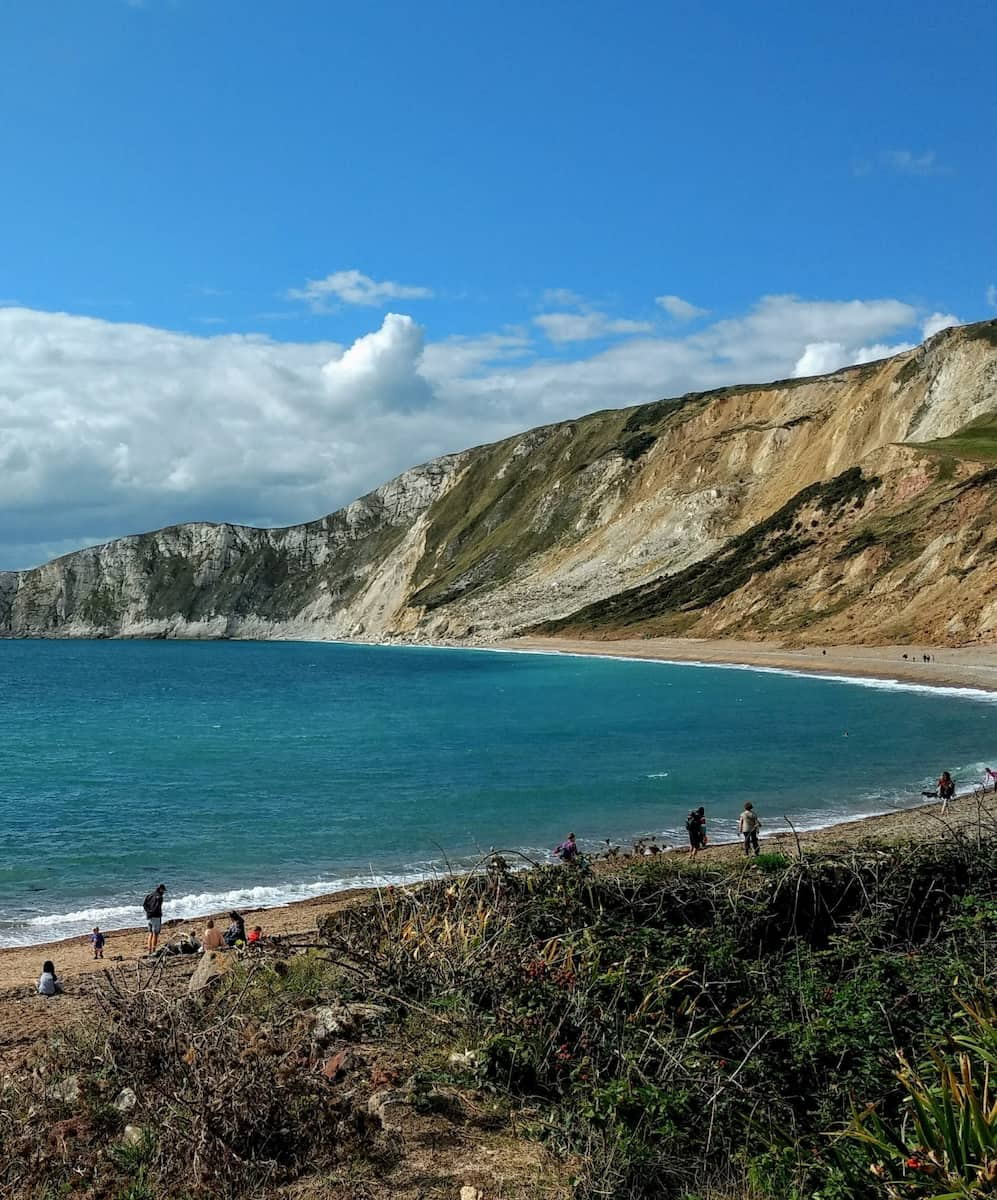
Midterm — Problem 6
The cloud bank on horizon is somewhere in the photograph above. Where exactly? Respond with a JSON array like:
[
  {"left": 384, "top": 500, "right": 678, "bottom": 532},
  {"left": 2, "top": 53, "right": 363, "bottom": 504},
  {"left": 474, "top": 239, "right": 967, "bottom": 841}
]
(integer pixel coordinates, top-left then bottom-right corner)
[{"left": 0, "top": 294, "right": 962, "bottom": 571}]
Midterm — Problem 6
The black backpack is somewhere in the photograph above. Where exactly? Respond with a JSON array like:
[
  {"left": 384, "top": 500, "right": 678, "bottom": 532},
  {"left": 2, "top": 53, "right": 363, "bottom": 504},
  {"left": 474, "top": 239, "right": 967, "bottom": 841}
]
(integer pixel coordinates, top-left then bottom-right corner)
[
  {"left": 685, "top": 812, "right": 699, "bottom": 833},
  {"left": 142, "top": 891, "right": 157, "bottom": 916}
]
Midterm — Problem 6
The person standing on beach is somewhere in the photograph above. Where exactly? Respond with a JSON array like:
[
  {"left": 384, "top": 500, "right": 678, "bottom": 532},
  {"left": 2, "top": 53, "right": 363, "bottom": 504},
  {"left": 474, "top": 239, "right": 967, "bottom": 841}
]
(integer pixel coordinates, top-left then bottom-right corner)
[
  {"left": 738, "top": 803, "right": 761, "bottom": 856},
  {"left": 89, "top": 926, "right": 105, "bottom": 959},
  {"left": 142, "top": 883, "right": 167, "bottom": 956},
  {"left": 686, "top": 807, "right": 707, "bottom": 857},
  {"left": 938, "top": 771, "right": 956, "bottom": 812}
]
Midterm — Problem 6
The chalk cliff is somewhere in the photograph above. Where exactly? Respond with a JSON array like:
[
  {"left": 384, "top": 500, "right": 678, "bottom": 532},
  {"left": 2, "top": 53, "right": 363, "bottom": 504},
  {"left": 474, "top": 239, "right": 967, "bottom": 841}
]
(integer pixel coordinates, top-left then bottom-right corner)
[{"left": 3, "top": 320, "right": 997, "bottom": 646}]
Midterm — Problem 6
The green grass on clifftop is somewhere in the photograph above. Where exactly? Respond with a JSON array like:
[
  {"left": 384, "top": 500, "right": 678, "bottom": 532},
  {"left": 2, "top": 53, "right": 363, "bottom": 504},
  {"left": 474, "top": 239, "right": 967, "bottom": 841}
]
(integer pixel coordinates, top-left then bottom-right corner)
[{"left": 913, "top": 410, "right": 997, "bottom": 463}]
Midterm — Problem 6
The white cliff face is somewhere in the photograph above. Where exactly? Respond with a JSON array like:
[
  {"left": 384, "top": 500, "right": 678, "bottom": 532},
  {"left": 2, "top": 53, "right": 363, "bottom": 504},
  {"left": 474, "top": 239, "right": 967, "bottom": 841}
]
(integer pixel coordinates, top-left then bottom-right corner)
[
  {"left": 2, "top": 321, "right": 996, "bottom": 645},
  {"left": 0, "top": 455, "right": 466, "bottom": 640}
]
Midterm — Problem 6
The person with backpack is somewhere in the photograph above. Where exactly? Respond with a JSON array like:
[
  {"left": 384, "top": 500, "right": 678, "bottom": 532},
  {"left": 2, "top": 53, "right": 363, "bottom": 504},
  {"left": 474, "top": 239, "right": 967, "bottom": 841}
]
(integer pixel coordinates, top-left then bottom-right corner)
[
  {"left": 142, "top": 883, "right": 167, "bottom": 956},
  {"left": 686, "top": 807, "right": 707, "bottom": 857},
  {"left": 554, "top": 833, "right": 579, "bottom": 864}
]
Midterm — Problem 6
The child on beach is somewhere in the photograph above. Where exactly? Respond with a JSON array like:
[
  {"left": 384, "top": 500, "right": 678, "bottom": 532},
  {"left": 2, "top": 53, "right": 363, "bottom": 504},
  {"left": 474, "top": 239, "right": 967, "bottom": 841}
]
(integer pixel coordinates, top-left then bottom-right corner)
[
  {"left": 202, "top": 919, "right": 223, "bottom": 951},
  {"left": 247, "top": 926, "right": 262, "bottom": 945},
  {"left": 38, "top": 960, "right": 63, "bottom": 997},
  {"left": 89, "top": 926, "right": 105, "bottom": 959}
]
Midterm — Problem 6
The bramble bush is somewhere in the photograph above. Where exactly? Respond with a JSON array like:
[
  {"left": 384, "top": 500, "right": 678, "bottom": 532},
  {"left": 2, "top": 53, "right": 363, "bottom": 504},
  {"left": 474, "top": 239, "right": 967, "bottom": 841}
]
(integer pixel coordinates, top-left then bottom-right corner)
[{"left": 320, "top": 839, "right": 997, "bottom": 1198}]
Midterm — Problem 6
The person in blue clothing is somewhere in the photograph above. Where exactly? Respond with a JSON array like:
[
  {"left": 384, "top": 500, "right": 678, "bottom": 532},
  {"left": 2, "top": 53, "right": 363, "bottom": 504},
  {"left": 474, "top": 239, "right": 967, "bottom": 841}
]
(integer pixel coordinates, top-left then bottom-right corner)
[{"left": 89, "top": 926, "right": 105, "bottom": 959}]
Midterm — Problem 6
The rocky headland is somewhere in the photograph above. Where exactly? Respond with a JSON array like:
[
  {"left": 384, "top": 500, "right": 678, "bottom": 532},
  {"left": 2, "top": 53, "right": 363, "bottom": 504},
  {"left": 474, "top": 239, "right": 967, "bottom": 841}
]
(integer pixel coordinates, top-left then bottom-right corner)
[{"left": 3, "top": 319, "right": 997, "bottom": 649}]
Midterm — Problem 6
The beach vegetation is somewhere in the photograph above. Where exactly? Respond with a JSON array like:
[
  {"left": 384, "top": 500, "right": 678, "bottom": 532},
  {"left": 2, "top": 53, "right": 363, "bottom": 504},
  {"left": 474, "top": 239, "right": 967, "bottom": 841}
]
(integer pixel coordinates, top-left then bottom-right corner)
[
  {"left": 752, "top": 851, "right": 791, "bottom": 873},
  {"left": 8, "top": 838, "right": 997, "bottom": 1198}
]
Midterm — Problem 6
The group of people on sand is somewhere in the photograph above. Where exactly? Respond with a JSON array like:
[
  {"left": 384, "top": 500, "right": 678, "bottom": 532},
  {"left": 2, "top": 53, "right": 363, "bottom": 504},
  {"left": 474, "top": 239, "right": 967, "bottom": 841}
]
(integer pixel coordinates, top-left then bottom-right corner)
[
  {"left": 555, "top": 801, "right": 765, "bottom": 868},
  {"left": 36, "top": 883, "right": 264, "bottom": 998},
  {"left": 685, "top": 803, "right": 761, "bottom": 858},
  {"left": 141, "top": 883, "right": 262, "bottom": 956}
]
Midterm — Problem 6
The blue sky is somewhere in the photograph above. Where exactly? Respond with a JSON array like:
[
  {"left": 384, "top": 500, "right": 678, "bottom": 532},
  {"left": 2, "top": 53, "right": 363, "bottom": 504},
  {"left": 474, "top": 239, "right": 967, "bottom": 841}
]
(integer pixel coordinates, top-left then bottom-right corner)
[{"left": 0, "top": 0, "right": 994, "bottom": 569}]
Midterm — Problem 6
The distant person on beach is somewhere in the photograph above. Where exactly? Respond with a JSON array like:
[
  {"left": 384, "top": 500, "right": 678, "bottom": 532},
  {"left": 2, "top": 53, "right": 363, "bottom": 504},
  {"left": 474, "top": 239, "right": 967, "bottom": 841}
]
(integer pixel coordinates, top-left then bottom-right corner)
[
  {"left": 247, "top": 925, "right": 262, "bottom": 945},
  {"left": 202, "top": 919, "right": 223, "bottom": 951},
  {"left": 142, "top": 883, "right": 167, "bottom": 956},
  {"left": 938, "top": 771, "right": 956, "bottom": 811},
  {"left": 224, "top": 910, "right": 246, "bottom": 947},
  {"left": 89, "top": 926, "right": 105, "bottom": 960},
  {"left": 38, "top": 960, "right": 63, "bottom": 997},
  {"left": 986, "top": 768, "right": 997, "bottom": 793},
  {"left": 738, "top": 803, "right": 761, "bottom": 856},
  {"left": 555, "top": 833, "right": 579, "bottom": 864},
  {"left": 686, "top": 807, "right": 707, "bottom": 857}
]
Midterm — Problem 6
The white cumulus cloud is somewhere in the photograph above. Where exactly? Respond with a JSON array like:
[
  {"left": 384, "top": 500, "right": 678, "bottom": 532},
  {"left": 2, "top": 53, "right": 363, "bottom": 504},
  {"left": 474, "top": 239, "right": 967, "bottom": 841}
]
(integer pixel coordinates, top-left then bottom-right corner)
[
  {"left": 321, "top": 313, "right": 431, "bottom": 411},
  {"left": 655, "top": 294, "right": 708, "bottom": 320},
  {"left": 287, "top": 268, "right": 433, "bottom": 310},
  {"left": 0, "top": 293, "right": 949, "bottom": 570},
  {"left": 987, "top": 284, "right": 997, "bottom": 311},
  {"left": 921, "top": 311, "right": 961, "bottom": 338}
]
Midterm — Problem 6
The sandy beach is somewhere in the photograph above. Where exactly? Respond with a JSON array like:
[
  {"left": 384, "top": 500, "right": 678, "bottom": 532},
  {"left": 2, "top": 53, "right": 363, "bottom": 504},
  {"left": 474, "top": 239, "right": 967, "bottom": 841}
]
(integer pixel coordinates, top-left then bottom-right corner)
[
  {"left": 502, "top": 635, "right": 997, "bottom": 693},
  {"left": 5, "top": 633, "right": 997, "bottom": 1062}
]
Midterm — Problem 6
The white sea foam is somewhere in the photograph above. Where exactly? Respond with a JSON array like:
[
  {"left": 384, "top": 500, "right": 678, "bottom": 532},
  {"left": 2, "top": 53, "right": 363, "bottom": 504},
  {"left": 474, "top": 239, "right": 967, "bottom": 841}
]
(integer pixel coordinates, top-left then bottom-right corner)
[
  {"left": 448, "top": 642, "right": 997, "bottom": 705},
  {"left": 0, "top": 869, "right": 432, "bottom": 949}
]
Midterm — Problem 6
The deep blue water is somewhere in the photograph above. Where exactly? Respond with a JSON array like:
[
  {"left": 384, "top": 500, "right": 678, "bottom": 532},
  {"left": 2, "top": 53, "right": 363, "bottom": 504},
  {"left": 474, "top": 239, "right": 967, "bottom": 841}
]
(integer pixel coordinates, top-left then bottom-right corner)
[{"left": 1, "top": 639, "right": 995, "bottom": 946}]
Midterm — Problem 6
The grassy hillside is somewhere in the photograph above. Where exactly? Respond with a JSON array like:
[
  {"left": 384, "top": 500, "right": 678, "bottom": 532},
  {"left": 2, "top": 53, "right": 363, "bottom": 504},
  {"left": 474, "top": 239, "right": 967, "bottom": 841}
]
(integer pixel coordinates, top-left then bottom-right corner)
[
  {"left": 8, "top": 837, "right": 997, "bottom": 1199},
  {"left": 915, "top": 410, "right": 997, "bottom": 463}
]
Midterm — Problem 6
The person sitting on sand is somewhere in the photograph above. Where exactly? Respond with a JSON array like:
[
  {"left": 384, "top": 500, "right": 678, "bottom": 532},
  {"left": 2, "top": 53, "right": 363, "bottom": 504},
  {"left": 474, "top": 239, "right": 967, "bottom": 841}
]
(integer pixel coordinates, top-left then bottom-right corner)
[
  {"left": 686, "top": 807, "right": 707, "bottom": 857},
  {"left": 223, "top": 910, "right": 246, "bottom": 948},
  {"left": 38, "top": 960, "right": 63, "bottom": 997},
  {"left": 938, "top": 771, "right": 956, "bottom": 811},
  {"left": 202, "top": 918, "right": 223, "bottom": 951},
  {"left": 738, "top": 802, "right": 761, "bottom": 856},
  {"left": 89, "top": 926, "right": 105, "bottom": 960},
  {"left": 247, "top": 925, "right": 262, "bottom": 945},
  {"left": 554, "top": 833, "right": 579, "bottom": 864}
]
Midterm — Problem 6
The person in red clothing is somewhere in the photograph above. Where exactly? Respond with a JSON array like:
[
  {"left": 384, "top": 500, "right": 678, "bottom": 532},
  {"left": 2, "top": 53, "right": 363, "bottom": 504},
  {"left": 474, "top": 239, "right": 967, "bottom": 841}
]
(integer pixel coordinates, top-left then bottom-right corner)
[{"left": 247, "top": 926, "right": 262, "bottom": 944}]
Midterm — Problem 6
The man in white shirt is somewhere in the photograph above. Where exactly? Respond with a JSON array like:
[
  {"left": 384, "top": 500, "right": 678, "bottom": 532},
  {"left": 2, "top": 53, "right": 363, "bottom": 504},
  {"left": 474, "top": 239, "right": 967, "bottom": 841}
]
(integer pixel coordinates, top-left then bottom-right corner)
[{"left": 738, "top": 803, "right": 761, "bottom": 856}]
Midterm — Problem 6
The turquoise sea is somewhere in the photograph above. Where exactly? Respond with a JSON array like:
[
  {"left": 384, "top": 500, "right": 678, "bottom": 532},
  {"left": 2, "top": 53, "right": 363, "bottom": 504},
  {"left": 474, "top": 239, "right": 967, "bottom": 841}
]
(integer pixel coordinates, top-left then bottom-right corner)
[{"left": 1, "top": 639, "right": 995, "bottom": 948}]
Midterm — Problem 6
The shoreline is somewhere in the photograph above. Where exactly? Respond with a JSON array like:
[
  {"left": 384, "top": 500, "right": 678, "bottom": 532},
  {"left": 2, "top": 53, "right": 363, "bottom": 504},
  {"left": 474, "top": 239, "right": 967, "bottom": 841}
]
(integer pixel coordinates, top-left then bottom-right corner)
[
  {"left": 5, "top": 786, "right": 996, "bottom": 992},
  {"left": 498, "top": 634, "right": 997, "bottom": 695},
  {"left": 5, "top": 633, "right": 997, "bottom": 987}
]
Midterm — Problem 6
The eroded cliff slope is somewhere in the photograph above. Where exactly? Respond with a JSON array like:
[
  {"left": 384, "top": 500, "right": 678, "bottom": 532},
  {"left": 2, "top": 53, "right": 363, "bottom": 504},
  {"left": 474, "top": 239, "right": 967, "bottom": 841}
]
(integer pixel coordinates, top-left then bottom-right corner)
[{"left": 3, "top": 320, "right": 997, "bottom": 645}]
